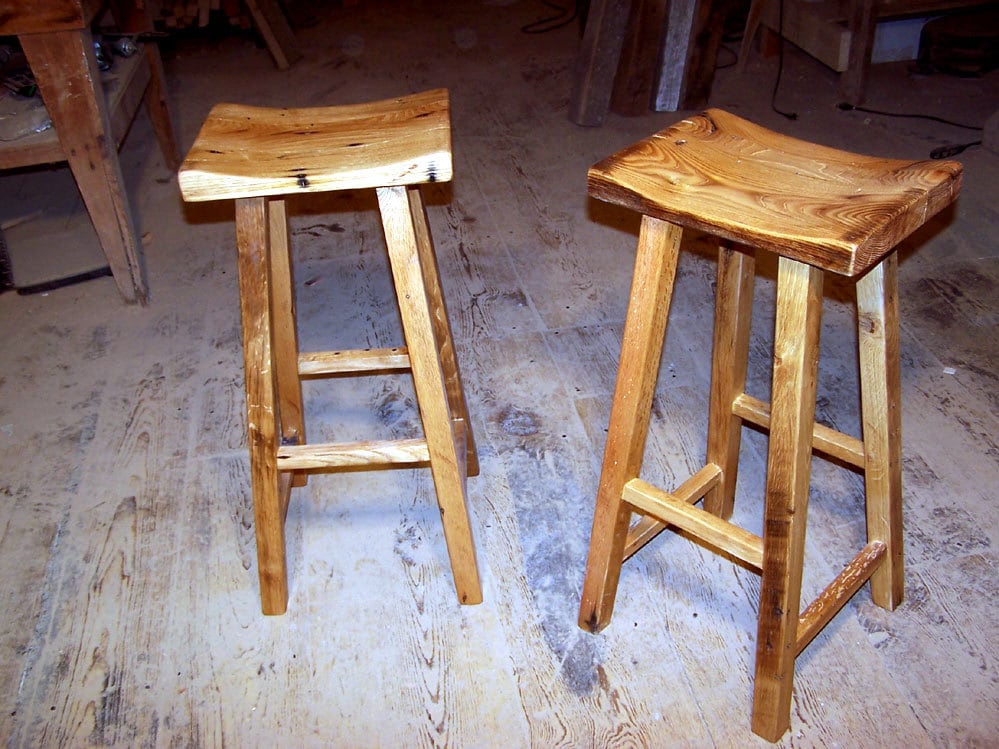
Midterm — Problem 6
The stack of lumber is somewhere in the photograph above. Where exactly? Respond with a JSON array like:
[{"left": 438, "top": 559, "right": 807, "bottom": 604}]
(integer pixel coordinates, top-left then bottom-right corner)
[{"left": 149, "top": 0, "right": 252, "bottom": 30}]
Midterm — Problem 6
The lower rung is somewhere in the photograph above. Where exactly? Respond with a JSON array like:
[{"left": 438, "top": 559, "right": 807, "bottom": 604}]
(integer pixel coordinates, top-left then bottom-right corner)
[
  {"left": 298, "top": 347, "right": 410, "bottom": 376},
  {"left": 623, "top": 466, "right": 763, "bottom": 570},
  {"left": 796, "top": 540, "right": 887, "bottom": 654},
  {"left": 277, "top": 438, "right": 430, "bottom": 470}
]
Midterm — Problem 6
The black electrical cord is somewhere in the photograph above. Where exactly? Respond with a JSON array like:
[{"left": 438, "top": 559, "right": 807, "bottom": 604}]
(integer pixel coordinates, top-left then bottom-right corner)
[
  {"left": 523, "top": 1, "right": 579, "bottom": 34},
  {"left": 771, "top": 0, "right": 797, "bottom": 120},
  {"left": 836, "top": 103, "right": 985, "bottom": 159},
  {"left": 836, "top": 103, "right": 983, "bottom": 131},
  {"left": 930, "top": 141, "right": 981, "bottom": 158}
]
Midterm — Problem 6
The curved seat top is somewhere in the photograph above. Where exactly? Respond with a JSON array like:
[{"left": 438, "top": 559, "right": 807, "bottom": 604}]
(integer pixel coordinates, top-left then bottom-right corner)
[
  {"left": 179, "top": 89, "right": 452, "bottom": 202},
  {"left": 587, "top": 109, "right": 963, "bottom": 276}
]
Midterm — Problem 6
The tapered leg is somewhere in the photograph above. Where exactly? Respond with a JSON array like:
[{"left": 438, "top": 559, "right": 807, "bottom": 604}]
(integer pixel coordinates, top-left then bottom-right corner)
[
  {"left": 142, "top": 43, "right": 179, "bottom": 170},
  {"left": 21, "top": 29, "right": 146, "bottom": 303},
  {"left": 268, "top": 199, "right": 307, "bottom": 488},
  {"left": 856, "top": 254, "right": 904, "bottom": 609},
  {"left": 752, "top": 257, "right": 823, "bottom": 741},
  {"left": 377, "top": 186, "right": 482, "bottom": 605},
  {"left": 704, "top": 243, "right": 755, "bottom": 518},
  {"left": 578, "top": 216, "right": 684, "bottom": 633},
  {"left": 407, "top": 186, "right": 480, "bottom": 478},
  {"left": 235, "top": 198, "right": 288, "bottom": 615}
]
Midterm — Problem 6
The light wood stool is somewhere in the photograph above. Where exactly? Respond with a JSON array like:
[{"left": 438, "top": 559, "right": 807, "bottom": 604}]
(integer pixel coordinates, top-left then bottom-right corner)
[
  {"left": 577, "top": 109, "right": 962, "bottom": 740},
  {"left": 179, "top": 89, "right": 481, "bottom": 615}
]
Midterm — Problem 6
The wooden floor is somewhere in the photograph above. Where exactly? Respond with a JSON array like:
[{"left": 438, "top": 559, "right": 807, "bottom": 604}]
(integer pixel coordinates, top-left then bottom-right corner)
[{"left": 1, "top": 3, "right": 996, "bottom": 746}]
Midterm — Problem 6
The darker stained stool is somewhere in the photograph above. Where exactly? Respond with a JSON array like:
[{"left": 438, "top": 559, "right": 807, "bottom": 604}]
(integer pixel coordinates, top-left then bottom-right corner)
[
  {"left": 179, "top": 89, "right": 481, "bottom": 615},
  {"left": 577, "top": 109, "right": 962, "bottom": 740}
]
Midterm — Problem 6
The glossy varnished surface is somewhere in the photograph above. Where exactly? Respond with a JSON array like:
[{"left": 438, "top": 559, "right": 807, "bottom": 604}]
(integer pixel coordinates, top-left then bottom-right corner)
[
  {"left": 588, "top": 109, "right": 963, "bottom": 276},
  {"left": 178, "top": 88, "right": 452, "bottom": 201}
]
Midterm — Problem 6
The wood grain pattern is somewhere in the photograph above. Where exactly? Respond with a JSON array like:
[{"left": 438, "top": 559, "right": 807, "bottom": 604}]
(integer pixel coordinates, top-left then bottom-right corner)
[
  {"left": 856, "top": 253, "right": 905, "bottom": 608},
  {"left": 796, "top": 540, "right": 886, "bottom": 653},
  {"left": 587, "top": 108, "right": 963, "bottom": 276},
  {"left": 578, "top": 215, "right": 683, "bottom": 633},
  {"left": 179, "top": 90, "right": 453, "bottom": 202},
  {"left": 752, "top": 257, "right": 824, "bottom": 741},
  {"left": 568, "top": 0, "right": 631, "bottom": 126},
  {"left": 408, "top": 186, "right": 480, "bottom": 478},
  {"left": 243, "top": 0, "right": 302, "bottom": 70},
  {"left": 276, "top": 438, "right": 430, "bottom": 469},
  {"left": 235, "top": 196, "right": 288, "bottom": 614},
  {"left": 704, "top": 243, "right": 754, "bottom": 518},
  {"left": 622, "top": 470, "right": 766, "bottom": 570},
  {"left": 733, "top": 392, "right": 867, "bottom": 467},
  {"left": 298, "top": 347, "right": 411, "bottom": 375},
  {"left": 378, "top": 185, "right": 482, "bottom": 605}
]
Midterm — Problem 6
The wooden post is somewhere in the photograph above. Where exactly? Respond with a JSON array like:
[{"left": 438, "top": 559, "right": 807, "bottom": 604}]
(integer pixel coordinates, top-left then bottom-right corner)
[
  {"left": 569, "top": 0, "right": 632, "bottom": 126},
  {"left": 611, "top": 0, "right": 668, "bottom": 116}
]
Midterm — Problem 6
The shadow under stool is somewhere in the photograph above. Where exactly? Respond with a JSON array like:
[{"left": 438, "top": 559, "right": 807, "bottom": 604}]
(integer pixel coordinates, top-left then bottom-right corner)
[
  {"left": 577, "top": 109, "right": 962, "bottom": 740},
  {"left": 178, "top": 89, "right": 481, "bottom": 615}
]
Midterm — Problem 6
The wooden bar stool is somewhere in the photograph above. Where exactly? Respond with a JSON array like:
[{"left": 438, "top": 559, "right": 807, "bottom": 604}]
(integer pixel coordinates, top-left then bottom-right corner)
[
  {"left": 577, "top": 109, "right": 962, "bottom": 740},
  {"left": 178, "top": 89, "right": 481, "bottom": 615}
]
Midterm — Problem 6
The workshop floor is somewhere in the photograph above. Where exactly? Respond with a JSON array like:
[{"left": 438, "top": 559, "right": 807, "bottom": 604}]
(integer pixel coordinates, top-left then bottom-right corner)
[{"left": 0, "top": 1, "right": 996, "bottom": 746}]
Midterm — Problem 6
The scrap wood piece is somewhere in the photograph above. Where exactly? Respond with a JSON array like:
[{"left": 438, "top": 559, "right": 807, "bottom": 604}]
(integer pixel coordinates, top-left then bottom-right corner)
[{"left": 244, "top": 0, "right": 302, "bottom": 70}]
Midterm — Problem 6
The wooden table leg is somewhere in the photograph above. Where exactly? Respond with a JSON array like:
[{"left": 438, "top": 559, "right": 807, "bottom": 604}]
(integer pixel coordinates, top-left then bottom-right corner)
[{"left": 20, "top": 28, "right": 147, "bottom": 304}]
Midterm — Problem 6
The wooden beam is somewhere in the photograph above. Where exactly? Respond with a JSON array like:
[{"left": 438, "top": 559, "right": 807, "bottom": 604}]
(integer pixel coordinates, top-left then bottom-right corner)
[
  {"left": 611, "top": 0, "right": 667, "bottom": 116},
  {"left": 569, "top": 0, "right": 632, "bottom": 126}
]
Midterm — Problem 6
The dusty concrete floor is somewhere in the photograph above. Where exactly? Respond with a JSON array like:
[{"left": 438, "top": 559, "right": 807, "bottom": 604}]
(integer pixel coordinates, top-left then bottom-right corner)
[{"left": 0, "top": 1, "right": 996, "bottom": 746}]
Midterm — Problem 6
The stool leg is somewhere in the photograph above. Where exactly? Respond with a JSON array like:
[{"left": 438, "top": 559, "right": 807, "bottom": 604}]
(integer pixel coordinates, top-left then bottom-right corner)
[
  {"left": 407, "top": 186, "right": 480, "bottom": 478},
  {"left": 235, "top": 197, "right": 288, "bottom": 615},
  {"left": 268, "top": 199, "right": 307, "bottom": 488},
  {"left": 579, "top": 216, "right": 684, "bottom": 633},
  {"left": 857, "top": 253, "right": 904, "bottom": 609},
  {"left": 752, "top": 257, "right": 823, "bottom": 741},
  {"left": 377, "top": 186, "right": 482, "bottom": 605},
  {"left": 704, "top": 243, "right": 755, "bottom": 519}
]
